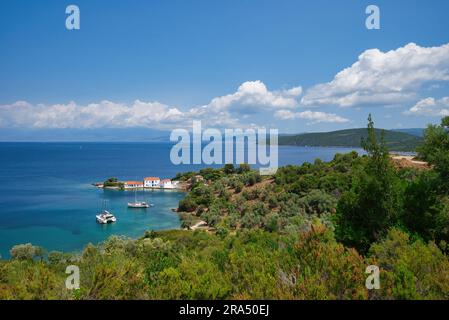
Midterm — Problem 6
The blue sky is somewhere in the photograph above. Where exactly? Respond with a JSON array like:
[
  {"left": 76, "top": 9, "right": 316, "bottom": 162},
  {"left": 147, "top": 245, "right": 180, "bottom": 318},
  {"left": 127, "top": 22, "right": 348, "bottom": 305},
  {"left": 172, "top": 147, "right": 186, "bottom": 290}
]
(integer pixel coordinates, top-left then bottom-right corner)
[{"left": 1, "top": 0, "right": 449, "bottom": 134}]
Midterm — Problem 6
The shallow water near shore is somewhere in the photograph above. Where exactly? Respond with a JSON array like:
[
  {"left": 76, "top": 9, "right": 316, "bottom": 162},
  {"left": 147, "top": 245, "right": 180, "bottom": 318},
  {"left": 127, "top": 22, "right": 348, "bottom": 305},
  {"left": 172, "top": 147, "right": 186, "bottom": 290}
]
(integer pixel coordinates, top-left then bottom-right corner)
[{"left": 0, "top": 142, "right": 362, "bottom": 258}]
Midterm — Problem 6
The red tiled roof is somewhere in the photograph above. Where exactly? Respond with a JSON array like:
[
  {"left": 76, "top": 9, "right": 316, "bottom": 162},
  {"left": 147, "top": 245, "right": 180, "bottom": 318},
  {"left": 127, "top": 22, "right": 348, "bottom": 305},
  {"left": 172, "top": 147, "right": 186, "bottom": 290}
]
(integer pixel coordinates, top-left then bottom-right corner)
[
  {"left": 144, "top": 177, "right": 160, "bottom": 181},
  {"left": 125, "top": 181, "right": 143, "bottom": 185},
  {"left": 161, "top": 179, "right": 171, "bottom": 183}
]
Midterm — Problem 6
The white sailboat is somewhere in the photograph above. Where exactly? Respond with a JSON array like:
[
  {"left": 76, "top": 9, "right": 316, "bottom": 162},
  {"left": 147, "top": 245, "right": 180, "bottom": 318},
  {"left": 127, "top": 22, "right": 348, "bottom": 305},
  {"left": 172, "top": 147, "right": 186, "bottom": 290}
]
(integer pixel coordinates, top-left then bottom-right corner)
[{"left": 128, "top": 189, "right": 151, "bottom": 208}]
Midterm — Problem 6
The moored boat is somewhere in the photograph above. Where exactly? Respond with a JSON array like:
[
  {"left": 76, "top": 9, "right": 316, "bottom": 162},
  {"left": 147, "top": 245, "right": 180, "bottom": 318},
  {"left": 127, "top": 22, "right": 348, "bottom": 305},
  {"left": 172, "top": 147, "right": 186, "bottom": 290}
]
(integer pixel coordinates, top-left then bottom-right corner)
[
  {"left": 128, "top": 189, "right": 152, "bottom": 208},
  {"left": 128, "top": 201, "right": 150, "bottom": 208},
  {"left": 96, "top": 210, "right": 117, "bottom": 224}
]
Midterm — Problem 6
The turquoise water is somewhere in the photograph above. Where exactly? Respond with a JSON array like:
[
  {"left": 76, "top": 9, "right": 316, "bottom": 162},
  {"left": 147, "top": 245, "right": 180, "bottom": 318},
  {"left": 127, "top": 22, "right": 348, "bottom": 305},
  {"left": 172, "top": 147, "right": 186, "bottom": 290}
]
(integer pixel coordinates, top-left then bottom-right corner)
[{"left": 0, "top": 142, "right": 362, "bottom": 258}]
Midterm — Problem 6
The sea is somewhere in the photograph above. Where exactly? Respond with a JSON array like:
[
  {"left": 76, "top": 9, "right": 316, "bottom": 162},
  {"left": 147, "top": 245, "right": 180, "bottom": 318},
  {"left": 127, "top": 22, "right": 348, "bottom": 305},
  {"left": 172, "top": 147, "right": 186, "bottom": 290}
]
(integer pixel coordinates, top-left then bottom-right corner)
[{"left": 0, "top": 142, "right": 363, "bottom": 258}]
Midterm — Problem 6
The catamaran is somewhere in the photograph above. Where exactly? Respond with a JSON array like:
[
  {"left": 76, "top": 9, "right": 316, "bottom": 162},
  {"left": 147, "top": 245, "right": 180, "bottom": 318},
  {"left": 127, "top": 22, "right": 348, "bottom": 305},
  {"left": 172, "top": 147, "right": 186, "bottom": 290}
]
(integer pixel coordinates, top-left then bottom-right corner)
[
  {"left": 96, "top": 210, "right": 117, "bottom": 224},
  {"left": 128, "top": 189, "right": 152, "bottom": 208},
  {"left": 96, "top": 200, "right": 117, "bottom": 224}
]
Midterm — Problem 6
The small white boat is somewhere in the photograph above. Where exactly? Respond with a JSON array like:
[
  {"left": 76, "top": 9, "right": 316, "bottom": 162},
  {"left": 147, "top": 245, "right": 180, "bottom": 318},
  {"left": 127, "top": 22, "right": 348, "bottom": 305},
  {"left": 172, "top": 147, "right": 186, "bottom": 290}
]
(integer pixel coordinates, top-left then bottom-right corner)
[
  {"left": 128, "top": 201, "right": 150, "bottom": 208},
  {"left": 96, "top": 210, "right": 117, "bottom": 224},
  {"left": 128, "top": 189, "right": 152, "bottom": 208}
]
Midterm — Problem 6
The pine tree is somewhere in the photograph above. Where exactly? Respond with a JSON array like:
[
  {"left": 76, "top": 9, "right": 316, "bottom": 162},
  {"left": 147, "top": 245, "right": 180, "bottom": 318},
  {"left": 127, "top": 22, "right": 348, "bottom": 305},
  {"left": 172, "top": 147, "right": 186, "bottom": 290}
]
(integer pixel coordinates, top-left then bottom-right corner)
[{"left": 335, "top": 114, "right": 403, "bottom": 253}]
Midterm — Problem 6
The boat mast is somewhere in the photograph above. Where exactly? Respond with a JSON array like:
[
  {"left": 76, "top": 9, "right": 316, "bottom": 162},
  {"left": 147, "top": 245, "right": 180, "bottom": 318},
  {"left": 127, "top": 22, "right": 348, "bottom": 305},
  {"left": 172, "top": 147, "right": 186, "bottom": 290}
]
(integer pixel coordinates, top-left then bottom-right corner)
[{"left": 102, "top": 199, "right": 108, "bottom": 211}]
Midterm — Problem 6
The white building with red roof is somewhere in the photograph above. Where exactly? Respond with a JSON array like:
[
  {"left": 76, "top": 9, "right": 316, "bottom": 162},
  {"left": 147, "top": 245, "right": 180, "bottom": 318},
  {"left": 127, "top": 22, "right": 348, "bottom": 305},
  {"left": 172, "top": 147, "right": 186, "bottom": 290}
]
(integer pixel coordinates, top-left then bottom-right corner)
[
  {"left": 144, "top": 177, "right": 161, "bottom": 188},
  {"left": 160, "top": 179, "right": 174, "bottom": 189}
]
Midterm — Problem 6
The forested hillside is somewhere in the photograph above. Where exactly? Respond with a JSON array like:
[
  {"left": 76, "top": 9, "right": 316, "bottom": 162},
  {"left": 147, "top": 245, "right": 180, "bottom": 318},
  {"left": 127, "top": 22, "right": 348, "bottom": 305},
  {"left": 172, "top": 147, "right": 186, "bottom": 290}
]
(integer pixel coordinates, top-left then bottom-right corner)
[{"left": 278, "top": 128, "right": 423, "bottom": 151}]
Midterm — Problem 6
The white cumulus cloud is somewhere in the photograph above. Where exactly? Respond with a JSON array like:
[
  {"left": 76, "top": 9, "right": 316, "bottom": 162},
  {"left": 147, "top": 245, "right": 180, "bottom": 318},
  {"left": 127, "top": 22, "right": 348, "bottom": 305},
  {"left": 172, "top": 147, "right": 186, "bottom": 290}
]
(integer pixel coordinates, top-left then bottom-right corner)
[
  {"left": 203, "top": 80, "right": 302, "bottom": 114},
  {"left": 0, "top": 100, "right": 185, "bottom": 130},
  {"left": 274, "top": 109, "right": 349, "bottom": 123},
  {"left": 405, "top": 97, "right": 449, "bottom": 117},
  {"left": 0, "top": 81, "right": 304, "bottom": 129},
  {"left": 301, "top": 42, "right": 449, "bottom": 108}
]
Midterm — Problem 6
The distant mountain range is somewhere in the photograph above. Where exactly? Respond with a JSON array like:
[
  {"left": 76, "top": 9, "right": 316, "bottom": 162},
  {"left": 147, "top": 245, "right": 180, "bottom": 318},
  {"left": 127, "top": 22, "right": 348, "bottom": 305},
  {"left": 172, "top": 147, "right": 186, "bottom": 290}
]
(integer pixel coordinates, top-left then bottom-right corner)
[
  {"left": 278, "top": 128, "right": 424, "bottom": 152},
  {"left": 392, "top": 128, "right": 425, "bottom": 137},
  {"left": 0, "top": 128, "right": 170, "bottom": 142}
]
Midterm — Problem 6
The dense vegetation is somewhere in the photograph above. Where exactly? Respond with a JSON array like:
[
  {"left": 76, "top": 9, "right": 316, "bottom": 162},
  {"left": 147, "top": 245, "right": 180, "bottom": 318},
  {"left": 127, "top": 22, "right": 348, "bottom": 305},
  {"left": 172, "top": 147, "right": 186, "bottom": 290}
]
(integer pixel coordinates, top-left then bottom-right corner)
[
  {"left": 278, "top": 128, "right": 423, "bottom": 151},
  {"left": 102, "top": 177, "right": 124, "bottom": 189},
  {"left": 1, "top": 115, "right": 448, "bottom": 300}
]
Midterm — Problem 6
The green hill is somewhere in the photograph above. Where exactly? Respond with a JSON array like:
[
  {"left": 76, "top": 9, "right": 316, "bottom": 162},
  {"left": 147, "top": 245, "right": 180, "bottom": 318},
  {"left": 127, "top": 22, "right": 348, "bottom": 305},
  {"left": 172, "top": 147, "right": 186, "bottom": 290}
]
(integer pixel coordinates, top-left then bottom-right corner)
[{"left": 278, "top": 128, "right": 423, "bottom": 152}]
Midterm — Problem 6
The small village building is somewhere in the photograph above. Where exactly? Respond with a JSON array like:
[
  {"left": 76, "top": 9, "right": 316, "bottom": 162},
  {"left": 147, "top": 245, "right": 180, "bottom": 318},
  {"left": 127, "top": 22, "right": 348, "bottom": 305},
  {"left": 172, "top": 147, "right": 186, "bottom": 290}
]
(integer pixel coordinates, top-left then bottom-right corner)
[
  {"left": 160, "top": 179, "right": 174, "bottom": 189},
  {"left": 124, "top": 181, "right": 144, "bottom": 189},
  {"left": 144, "top": 177, "right": 161, "bottom": 188}
]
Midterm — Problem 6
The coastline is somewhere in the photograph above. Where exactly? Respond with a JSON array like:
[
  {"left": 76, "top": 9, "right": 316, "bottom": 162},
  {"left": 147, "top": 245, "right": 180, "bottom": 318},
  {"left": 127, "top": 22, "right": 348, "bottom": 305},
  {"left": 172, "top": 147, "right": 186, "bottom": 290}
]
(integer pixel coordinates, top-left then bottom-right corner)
[
  {"left": 93, "top": 184, "right": 189, "bottom": 192},
  {"left": 0, "top": 143, "right": 372, "bottom": 258}
]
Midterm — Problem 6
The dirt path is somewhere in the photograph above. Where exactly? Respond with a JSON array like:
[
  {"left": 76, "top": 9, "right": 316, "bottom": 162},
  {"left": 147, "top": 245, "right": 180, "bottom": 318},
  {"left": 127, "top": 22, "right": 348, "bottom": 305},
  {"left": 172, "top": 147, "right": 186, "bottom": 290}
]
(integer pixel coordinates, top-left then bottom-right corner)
[
  {"left": 190, "top": 220, "right": 208, "bottom": 230},
  {"left": 390, "top": 155, "right": 430, "bottom": 170}
]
